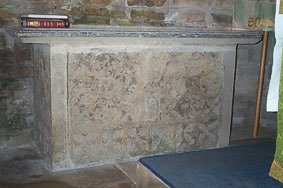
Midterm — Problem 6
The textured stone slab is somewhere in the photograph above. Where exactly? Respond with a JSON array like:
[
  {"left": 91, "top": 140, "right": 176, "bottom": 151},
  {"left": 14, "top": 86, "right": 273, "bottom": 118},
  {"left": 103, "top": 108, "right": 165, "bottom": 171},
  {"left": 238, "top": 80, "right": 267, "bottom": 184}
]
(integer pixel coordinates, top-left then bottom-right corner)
[
  {"left": 67, "top": 50, "right": 223, "bottom": 165},
  {"left": 16, "top": 27, "right": 262, "bottom": 40},
  {"left": 68, "top": 52, "right": 143, "bottom": 131},
  {"left": 33, "top": 45, "right": 52, "bottom": 169}
]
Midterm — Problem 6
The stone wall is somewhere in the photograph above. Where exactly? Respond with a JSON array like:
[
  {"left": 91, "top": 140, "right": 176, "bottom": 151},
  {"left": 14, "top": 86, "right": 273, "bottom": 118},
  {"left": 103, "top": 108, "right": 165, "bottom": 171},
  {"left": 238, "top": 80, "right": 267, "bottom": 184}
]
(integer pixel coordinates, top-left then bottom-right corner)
[
  {"left": 0, "top": 31, "right": 34, "bottom": 149},
  {"left": 0, "top": 0, "right": 233, "bottom": 28}
]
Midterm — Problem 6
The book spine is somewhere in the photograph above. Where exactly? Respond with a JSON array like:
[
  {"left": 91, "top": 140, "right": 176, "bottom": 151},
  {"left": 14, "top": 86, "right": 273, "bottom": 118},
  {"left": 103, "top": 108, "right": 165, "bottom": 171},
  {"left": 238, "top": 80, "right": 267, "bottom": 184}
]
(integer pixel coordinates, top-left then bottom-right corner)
[{"left": 21, "top": 19, "right": 70, "bottom": 28}]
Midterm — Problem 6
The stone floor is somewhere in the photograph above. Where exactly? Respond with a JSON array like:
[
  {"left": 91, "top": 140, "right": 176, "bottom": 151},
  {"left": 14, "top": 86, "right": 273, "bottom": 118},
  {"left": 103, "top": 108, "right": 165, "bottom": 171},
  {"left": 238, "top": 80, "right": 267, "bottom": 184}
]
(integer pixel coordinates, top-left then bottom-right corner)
[
  {"left": 3, "top": 162, "right": 167, "bottom": 188},
  {"left": 0, "top": 146, "right": 167, "bottom": 188}
]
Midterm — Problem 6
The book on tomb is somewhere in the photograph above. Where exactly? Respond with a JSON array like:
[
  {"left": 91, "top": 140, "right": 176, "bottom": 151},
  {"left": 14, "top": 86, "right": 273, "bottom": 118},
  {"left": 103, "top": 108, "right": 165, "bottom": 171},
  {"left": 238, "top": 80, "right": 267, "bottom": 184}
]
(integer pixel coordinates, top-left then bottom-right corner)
[
  {"left": 21, "top": 14, "right": 68, "bottom": 20},
  {"left": 20, "top": 14, "right": 70, "bottom": 28}
]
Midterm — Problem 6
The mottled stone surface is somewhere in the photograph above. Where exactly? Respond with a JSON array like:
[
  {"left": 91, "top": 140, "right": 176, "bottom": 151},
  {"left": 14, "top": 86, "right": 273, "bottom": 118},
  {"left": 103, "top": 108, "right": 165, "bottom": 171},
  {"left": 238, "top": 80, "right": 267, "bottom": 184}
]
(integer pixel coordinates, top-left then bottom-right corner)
[
  {"left": 68, "top": 53, "right": 143, "bottom": 131},
  {"left": 70, "top": 126, "right": 98, "bottom": 165},
  {"left": 127, "top": 127, "right": 151, "bottom": 157},
  {"left": 151, "top": 125, "right": 175, "bottom": 154},
  {"left": 66, "top": 50, "right": 223, "bottom": 166},
  {"left": 154, "top": 53, "right": 221, "bottom": 123},
  {"left": 33, "top": 45, "right": 52, "bottom": 169},
  {"left": 99, "top": 129, "right": 127, "bottom": 161},
  {"left": 68, "top": 52, "right": 144, "bottom": 165}
]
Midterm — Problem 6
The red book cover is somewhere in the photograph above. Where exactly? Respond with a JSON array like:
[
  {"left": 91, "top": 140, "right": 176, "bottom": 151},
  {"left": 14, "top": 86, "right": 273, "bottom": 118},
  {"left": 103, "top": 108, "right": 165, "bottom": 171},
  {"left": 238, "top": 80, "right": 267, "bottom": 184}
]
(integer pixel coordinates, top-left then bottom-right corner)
[{"left": 21, "top": 19, "right": 70, "bottom": 28}]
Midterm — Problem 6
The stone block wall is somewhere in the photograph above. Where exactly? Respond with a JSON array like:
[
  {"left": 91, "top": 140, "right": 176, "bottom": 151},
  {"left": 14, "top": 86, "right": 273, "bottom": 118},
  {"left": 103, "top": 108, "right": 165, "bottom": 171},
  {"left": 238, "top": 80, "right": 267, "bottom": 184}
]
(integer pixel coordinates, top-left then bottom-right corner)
[
  {"left": 0, "top": 31, "right": 34, "bottom": 149},
  {"left": 0, "top": 0, "right": 233, "bottom": 28}
]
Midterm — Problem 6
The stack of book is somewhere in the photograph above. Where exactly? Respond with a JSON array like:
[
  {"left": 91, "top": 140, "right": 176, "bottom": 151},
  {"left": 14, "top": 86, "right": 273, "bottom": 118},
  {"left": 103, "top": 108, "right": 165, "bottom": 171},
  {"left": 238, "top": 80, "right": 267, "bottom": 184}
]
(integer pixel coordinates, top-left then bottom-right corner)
[{"left": 21, "top": 14, "right": 70, "bottom": 28}]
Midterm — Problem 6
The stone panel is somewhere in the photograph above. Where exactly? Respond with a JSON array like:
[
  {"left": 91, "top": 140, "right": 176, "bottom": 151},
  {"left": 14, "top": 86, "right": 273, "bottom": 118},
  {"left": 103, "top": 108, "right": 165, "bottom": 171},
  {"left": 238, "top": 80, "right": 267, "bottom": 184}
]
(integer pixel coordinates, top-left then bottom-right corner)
[
  {"left": 144, "top": 51, "right": 222, "bottom": 153},
  {"left": 68, "top": 52, "right": 143, "bottom": 132},
  {"left": 67, "top": 49, "right": 223, "bottom": 166},
  {"left": 33, "top": 45, "right": 52, "bottom": 168},
  {"left": 158, "top": 52, "right": 222, "bottom": 123}
]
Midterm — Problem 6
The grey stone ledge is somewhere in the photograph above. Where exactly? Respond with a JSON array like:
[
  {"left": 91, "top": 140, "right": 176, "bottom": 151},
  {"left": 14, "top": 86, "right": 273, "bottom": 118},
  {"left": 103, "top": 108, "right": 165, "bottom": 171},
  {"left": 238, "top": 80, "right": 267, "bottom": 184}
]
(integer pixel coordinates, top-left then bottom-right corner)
[{"left": 14, "top": 26, "right": 263, "bottom": 45}]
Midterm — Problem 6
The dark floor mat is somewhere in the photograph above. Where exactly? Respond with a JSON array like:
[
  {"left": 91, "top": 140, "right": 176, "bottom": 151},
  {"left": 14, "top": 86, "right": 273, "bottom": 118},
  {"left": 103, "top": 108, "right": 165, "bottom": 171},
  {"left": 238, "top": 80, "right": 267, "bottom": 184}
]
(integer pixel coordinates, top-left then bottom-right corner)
[{"left": 140, "top": 142, "right": 283, "bottom": 188}]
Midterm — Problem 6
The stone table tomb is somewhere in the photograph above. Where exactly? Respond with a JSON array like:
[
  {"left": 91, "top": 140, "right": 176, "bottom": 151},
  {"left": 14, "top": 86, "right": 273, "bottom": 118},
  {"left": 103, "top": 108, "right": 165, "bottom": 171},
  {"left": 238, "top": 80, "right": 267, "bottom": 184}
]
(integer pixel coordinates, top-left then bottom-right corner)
[{"left": 17, "top": 27, "right": 262, "bottom": 171}]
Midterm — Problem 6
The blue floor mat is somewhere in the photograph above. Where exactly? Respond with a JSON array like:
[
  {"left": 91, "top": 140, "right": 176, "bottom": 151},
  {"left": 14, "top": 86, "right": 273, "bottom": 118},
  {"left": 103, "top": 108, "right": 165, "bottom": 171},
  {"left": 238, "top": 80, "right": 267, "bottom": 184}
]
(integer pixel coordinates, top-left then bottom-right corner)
[{"left": 139, "top": 142, "right": 283, "bottom": 188}]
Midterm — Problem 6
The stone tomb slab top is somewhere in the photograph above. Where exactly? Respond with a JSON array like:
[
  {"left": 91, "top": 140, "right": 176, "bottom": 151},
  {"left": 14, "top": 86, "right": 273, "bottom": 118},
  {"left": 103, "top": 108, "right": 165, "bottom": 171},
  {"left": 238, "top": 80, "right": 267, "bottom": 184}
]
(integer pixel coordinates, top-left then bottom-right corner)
[{"left": 16, "top": 26, "right": 262, "bottom": 45}]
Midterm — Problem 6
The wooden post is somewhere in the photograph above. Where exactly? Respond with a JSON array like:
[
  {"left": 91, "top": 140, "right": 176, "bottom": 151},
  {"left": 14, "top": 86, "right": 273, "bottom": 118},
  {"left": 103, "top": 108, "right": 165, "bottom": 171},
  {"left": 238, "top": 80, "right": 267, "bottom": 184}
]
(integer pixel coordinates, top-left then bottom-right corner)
[{"left": 253, "top": 31, "right": 269, "bottom": 138}]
